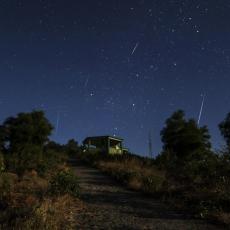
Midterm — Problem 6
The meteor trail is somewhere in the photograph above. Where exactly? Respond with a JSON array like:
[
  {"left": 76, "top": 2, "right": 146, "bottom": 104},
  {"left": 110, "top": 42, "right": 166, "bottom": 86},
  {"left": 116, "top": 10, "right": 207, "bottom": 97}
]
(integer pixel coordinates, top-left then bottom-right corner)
[
  {"left": 131, "top": 42, "right": 139, "bottom": 55},
  {"left": 198, "top": 94, "right": 205, "bottom": 126}
]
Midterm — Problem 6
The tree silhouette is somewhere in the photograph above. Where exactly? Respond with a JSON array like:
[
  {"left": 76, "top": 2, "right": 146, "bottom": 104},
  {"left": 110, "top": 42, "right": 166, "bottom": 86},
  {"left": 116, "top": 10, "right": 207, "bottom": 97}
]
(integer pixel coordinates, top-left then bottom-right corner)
[
  {"left": 219, "top": 112, "right": 230, "bottom": 151},
  {"left": 0, "top": 111, "right": 53, "bottom": 174},
  {"left": 2, "top": 111, "right": 53, "bottom": 152},
  {"left": 159, "top": 110, "right": 214, "bottom": 184},
  {"left": 161, "top": 110, "right": 211, "bottom": 160},
  {"left": 65, "top": 139, "right": 79, "bottom": 156}
]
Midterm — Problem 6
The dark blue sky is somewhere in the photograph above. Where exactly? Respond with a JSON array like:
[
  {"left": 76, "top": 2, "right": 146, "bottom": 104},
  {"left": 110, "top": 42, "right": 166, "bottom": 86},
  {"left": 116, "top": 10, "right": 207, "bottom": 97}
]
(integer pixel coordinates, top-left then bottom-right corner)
[{"left": 0, "top": 0, "right": 229, "bottom": 156}]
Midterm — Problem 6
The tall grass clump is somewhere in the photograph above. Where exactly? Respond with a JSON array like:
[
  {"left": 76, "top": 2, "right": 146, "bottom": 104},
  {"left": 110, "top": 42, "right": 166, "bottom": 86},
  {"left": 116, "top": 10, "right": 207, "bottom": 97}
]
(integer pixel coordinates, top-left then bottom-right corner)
[{"left": 49, "top": 169, "right": 80, "bottom": 197}]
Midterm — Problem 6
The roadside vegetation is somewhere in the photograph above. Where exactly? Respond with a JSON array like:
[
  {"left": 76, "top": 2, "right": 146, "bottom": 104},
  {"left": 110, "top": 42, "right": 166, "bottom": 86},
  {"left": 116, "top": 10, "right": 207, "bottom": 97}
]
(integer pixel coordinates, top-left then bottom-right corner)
[
  {"left": 0, "top": 111, "right": 81, "bottom": 229},
  {"left": 79, "top": 110, "right": 230, "bottom": 228}
]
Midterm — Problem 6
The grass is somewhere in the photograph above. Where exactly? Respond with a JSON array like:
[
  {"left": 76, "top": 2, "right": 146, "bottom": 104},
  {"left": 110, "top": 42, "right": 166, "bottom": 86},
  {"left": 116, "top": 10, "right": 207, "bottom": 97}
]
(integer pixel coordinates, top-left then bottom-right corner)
[
  {"left": 0, "top": 158, "right": 81, "bottom": 229},
  {"left": 97, "top": 158, "right": 166, "bottom": 194},
  {"left": 0, "top": 194, "right": 84, "bottom": 230}
]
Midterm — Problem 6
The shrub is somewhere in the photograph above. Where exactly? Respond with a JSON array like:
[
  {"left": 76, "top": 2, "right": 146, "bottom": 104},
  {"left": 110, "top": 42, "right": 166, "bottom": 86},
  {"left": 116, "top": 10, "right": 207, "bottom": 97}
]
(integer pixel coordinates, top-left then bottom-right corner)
[
  {"left": 127, "top": 176, "right": 142, "bottom": 190},
  {"left": 0, "top": 152, "right": 5, "bottom": 172},
  {"left": 142, "top": 175, "right": 165, "bottom": 193},
  {"left": 49, "top": 170, "right": 80, "bottom": 197},
  {"left": 0, "top": 173, "right": 14, "bottom": 203},
  {"left": 5, "top": 144, "right": 43, "bottom": 176},
  {"left": 65, "top": 139, "right": 79, "bottom": 157},
  {"left": 37, "top": 149, "right": 68, "bottom": 176},
  {"left": 16, "top": 171, "right": 48, "bottom": 198}
]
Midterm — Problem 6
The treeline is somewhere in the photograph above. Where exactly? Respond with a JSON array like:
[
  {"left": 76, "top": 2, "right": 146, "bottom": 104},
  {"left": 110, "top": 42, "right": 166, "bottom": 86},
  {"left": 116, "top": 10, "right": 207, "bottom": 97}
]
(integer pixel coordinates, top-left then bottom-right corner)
[{"left": 0, "top": 111, "right": 81, "bottom": 229}]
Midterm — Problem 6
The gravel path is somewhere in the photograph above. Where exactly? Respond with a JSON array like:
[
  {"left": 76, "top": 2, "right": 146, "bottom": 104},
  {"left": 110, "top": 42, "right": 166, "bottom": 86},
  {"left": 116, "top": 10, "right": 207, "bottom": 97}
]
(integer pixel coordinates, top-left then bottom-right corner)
[{"left": 72, "top": 161, "right": 222, "bottom": 230}]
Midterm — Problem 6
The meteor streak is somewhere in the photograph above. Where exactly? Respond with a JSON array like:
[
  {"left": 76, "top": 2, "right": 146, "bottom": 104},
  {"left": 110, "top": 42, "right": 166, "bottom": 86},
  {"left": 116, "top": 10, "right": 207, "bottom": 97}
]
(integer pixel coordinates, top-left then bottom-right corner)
[
  {"left": 198, "top": 94, "right": 205, "bottom": 126},
  {"left": 131, "top": 42, "right": 139, "bottom": 55}
]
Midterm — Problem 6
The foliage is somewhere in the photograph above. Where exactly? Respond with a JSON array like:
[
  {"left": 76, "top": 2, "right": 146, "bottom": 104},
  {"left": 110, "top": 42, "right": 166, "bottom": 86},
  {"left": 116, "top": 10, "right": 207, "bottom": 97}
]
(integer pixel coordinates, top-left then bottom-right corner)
[
  {"left": 154, "top": 110, "right": 230, "bottom": 227},
  {"left": 0, "top": 172, "right": 81, "bottom": 230},
  {"left": 0, "top": 152, "right": 5, "bottom": 172},
  {"left": 161, "top": 110, "right": 211, "bottom": 159},
  {"left": 219, "top": 112, "right": 230, "bottom": 151},
  {"left": 0, "top": 111, "right": 54, "bottom": 175},
  {"left": 78, "top": 150, "right": 106, "bottom": 165},
  {"left": 38, "top": 149, "right": 68, "bottom": 176},
  {"left": 49, "top": 170, "right": 80, "bottom": 197},
  {"left": 0, "top": 172, "right": 14, "bottom": 203},
  {"left": 0, "top": 111, "right": 81, "bottom": 229},
  {"left": 159, "top": 110, "right": 212, "bottom": 180},
  {"left": 0, "top": 128, "right": 5, "bottom": 152},
  {"left": 64, "top": 139, "right": 79, "bottom": 158},
  {"left": 1, "top": 110, "right": 53, "bottom": 152},
  {"left": 5, "top": 144, "right": 43, "bottom": 175},
  {"left": 45, "top": 141, "right": 64, "bottom": 153},
  {"left": 142, "top": 175, "right": 165, "bottom": 193}
]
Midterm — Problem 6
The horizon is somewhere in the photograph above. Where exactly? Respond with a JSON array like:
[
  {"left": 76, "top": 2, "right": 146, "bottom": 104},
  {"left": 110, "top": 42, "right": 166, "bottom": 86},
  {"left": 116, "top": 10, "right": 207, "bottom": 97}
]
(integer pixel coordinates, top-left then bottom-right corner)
[{"left": 0, "top": 108, "right": 226, "bottom": 157}]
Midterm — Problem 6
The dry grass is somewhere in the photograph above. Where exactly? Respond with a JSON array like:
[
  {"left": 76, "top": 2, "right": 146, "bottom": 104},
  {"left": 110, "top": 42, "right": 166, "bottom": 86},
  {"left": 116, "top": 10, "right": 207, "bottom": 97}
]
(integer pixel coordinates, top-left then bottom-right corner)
[
  {"left": 33, "top": 194, "right": 84, "bottom": 230},
  {"left": 0, "top": 166, "right": 82, "bottom": 229},
  {"left": 128, "top": 176, "right": 142, "bottom": 190},
  {"left": 17, "top": 170, "right": 48, "bottom": 193},
  {"left": 0, "top": 195, "right": 84, "bottom": 230},
  {"left": 97, "top": 157, "right": 166, "bottom": 194},
  {"left": 213, "top": 212, "right": 230, "bottom": 226}
]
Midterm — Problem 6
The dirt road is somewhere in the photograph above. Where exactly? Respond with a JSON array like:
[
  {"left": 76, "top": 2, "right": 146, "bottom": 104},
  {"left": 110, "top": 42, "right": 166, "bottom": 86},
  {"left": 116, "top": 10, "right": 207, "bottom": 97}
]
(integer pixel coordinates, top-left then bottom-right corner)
[{"left": 72, "top": 161, "right": 221, "bottom": 230}]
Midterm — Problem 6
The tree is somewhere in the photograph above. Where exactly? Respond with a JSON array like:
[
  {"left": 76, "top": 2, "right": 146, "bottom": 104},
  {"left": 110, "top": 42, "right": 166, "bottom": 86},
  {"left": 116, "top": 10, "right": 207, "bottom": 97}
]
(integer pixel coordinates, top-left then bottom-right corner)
[
  {"left": 45, "top": 141, "right": 64, "bottom": 153},
  {"left": 161, "top": 110, "right": 211, "bottom": 160},
  {"left": 7, "top": 144, "right": 43, "bottom": 175},
  {"left": 0, "top": 111, "right": 53, "bottom": 174},
  {"left": 219, "top": 112, "right": 230, "bottom": 151},
  {"left": 43, "top": 141, "right": 67, "bottom": 173},
  {"left": 2, "top": 111, "right": 53, "bottom": 152},
  {"left": 0, "top": 125, "right": 7, "bottom": 152},
  {"left": 0, "top": 152, "right": 5, "bottom": 172},
  {"left": 65, "top": 139, "right": 79, "bottom": 157},
  {"left": 159, "top": 110, "right": 214, "bottom": 185}
]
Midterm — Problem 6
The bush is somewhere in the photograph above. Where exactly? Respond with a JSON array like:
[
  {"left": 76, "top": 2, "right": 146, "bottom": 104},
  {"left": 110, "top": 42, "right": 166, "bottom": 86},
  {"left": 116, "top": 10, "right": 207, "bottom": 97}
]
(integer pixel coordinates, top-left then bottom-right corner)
[
  {"left": 0, "top": 152, "right": 5, "bottom": 172},
  {"left": 0, "top": 173, "right": 15, "bottom": 204},
  {"left": 5, "top": 144, "right": 43, "bottom": 176},
  {"left": 49, "top": 170, "right": 80, "bottom": 197},
  {"left": 142, "top": 175, "right": 165, "bottom": 193},
  {"left": 37, "top": 149, "right": 68, "bottom": 176}
]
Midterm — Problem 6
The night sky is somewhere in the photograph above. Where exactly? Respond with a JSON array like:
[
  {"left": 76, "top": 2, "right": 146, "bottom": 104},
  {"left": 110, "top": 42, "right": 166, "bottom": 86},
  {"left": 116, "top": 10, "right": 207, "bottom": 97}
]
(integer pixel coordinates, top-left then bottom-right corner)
[{"left": 0, "top": 0, "right": 229, "bottom": 156}]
